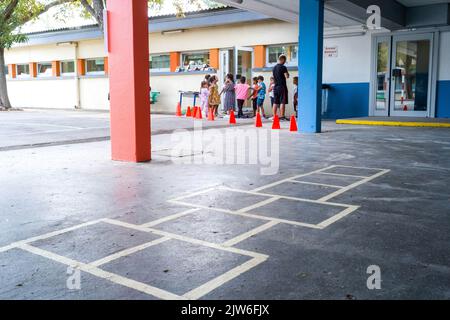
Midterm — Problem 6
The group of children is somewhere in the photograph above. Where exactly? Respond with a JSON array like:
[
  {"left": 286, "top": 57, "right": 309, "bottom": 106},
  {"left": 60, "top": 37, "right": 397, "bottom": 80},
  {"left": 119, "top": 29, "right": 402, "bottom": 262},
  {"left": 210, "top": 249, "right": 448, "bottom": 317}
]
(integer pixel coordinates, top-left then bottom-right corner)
[{"left": 199, "top": 74, "right": 298, "bottom": 119}]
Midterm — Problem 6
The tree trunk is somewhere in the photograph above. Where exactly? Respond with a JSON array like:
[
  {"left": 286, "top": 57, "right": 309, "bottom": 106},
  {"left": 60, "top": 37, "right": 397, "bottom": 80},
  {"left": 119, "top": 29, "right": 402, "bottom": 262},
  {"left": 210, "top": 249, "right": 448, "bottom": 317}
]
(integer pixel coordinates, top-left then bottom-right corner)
[
  {"left": 81, "top": 0, "right": 105, "bottom": 31},
  {"left": 93, "top": 0, "right": 105, "bottom": 31},
  {"left": 0, "top": 47, "right": 12, "bottom": 110}
]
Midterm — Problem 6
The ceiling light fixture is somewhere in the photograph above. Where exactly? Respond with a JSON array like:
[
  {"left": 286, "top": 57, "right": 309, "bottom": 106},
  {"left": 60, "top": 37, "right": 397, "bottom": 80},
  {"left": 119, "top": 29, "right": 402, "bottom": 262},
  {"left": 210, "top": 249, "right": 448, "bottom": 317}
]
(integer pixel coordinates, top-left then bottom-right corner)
[{"left": 161, "top": 29, "right": 185, "bottom": 35}]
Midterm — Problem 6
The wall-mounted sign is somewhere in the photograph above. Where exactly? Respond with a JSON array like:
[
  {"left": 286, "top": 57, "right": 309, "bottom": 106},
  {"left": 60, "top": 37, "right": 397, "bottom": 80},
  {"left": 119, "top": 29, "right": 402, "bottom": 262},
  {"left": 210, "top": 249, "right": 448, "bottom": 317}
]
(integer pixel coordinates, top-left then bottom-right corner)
[{"left": 324, "top": 46, "right": 338, "bottom": 58}]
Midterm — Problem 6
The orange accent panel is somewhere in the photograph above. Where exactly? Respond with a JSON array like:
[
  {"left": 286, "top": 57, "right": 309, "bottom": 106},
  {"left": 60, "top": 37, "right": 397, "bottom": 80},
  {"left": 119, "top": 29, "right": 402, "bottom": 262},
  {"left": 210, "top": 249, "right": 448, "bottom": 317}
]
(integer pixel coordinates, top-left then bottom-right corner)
[
  {"left": 77, "top": 59, "right": 85, "bottom": 76},
  {"left": 108, "top": 0, "right": 151, "bottom": 162},
  {"left": 170, "top": 52, "right": 180, "bottom": 72},
  {"left": 104, "top": 57, "right": 109, "bottom": 75},
  {"left": 209, "top": 48, "right": 219, "bottom": 69},
  {"left": 8, "top": 64, "right": 16, "bottom": 78},
  {"left": 52, "top": 61, "right": 60, "bottom": 77},
  {"left": 254, "top": 45, "right": 266, "bottom": 69},
  {"left": 29, "top": 62, "right": 37, "bottom": 77}
]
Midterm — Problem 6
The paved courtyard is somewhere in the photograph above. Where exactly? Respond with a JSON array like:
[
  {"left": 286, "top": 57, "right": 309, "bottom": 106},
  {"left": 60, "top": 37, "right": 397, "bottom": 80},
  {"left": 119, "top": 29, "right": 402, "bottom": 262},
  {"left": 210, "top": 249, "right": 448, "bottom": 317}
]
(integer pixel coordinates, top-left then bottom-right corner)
[{"left": 0, "top": 110, "right": 449, "bottom": 299}]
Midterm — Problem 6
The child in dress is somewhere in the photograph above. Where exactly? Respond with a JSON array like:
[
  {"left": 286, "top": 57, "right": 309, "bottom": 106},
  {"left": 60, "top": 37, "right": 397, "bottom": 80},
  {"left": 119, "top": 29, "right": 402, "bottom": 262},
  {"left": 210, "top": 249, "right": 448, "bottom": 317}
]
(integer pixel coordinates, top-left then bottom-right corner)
[
  {"left": 235, "top": 76, "right": 250, "bottom": 118},
  {"left": 208, "top": 75, "right": 221, "bottom": 117},
  {"left": 200, "top": 80, "right": 209, "bottom": 118},
  {"left": 220, "top": 73, "right": 236, "bottom": 116}
]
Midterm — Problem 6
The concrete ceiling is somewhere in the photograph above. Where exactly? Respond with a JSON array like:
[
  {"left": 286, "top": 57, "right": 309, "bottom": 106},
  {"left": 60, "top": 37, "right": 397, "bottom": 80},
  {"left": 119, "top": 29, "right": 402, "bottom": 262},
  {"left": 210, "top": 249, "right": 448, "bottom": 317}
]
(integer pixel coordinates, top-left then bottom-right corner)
[
  {"left": 217, "top": 0, "right": 450, "bottom": 29},
  {"left": 397, "top": 0, "right": 450, "bottom": 6},
  {"left": 217, "top": 0, "right": 363, "bottom": 27}
]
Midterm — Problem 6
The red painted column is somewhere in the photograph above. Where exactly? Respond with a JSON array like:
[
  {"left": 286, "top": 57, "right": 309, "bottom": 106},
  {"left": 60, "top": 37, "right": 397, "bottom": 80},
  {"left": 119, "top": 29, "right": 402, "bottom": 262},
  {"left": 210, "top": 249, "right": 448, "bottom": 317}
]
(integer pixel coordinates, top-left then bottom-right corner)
[{"left": 107, "top": 0, "right": 151, "bottom": 162}]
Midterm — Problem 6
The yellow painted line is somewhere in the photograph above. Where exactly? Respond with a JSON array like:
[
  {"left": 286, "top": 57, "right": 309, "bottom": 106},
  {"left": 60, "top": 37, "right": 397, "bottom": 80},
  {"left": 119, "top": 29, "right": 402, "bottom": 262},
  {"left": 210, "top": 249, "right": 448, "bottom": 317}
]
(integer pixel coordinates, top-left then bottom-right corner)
[{"left": 336, "top": 119, "right": 450, "bottom": 128}]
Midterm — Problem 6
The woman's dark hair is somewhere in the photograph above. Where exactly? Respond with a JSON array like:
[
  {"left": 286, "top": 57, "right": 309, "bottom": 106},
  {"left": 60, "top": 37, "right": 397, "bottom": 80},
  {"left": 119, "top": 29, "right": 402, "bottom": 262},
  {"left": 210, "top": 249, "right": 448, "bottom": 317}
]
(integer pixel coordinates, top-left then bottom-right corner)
[
  {"left": 240, "top": 76, "right": 246, "bottom": 84},
  {"left": 226, "top": 73, "right": 234, "bottom": 83},
  {"left": 253, "top": 77, "right": 258, "bottom": 83},
  {"left": 205, "top": 74, "right": 211, "bottom": 81},
  {"left": 257, "top": 75, "right": 264, "bottom": 81},
  {"left": 208, "top": 75, "right": 217, "bottom": 85}
]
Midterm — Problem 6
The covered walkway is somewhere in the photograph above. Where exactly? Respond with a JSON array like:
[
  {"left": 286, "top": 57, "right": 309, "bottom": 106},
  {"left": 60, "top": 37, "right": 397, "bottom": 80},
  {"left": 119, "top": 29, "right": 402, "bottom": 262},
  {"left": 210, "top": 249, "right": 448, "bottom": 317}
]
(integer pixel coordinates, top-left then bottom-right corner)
[{"left": 1, "top": 0, "right": 450, "bottom": 301}]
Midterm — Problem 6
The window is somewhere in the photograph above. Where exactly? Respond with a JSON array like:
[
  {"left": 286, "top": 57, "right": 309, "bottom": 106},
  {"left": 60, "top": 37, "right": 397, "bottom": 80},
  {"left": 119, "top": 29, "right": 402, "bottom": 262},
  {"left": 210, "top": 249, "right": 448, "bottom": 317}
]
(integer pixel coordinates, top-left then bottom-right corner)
[
  {"left": 4, "top": 65, "right": 8, "bottom": 76},
  {"left": 266, "top": 44, "right": 298, "bottom": 67},
  {"left": 85, "top": 58, "right": 105, "bottom": 75},
  {"left": 37, "top": 62, "right": 53, "bottom": 77},
  {"left": 16, "top": 64, "right": 30, "bottom": 78},
  {"left": 60, "top": 60, "right": 75, "bottom": 75},
  {"left": 150, "top": 54, "right": 170, "bottom": 72},
  {"left": 181, "top": 51, "right": 210, "bottom": 71}
]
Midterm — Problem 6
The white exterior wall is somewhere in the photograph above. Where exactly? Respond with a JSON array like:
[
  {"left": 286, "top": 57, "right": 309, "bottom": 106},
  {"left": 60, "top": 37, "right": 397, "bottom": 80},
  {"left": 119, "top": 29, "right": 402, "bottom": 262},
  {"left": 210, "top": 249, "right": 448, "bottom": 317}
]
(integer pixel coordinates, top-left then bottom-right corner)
[
  {"left": 79, "top": 78, "right": 109, "bottom": 110},
  {"left": 77, "top": 39, "right": 105, "bottom": 59},
  {"left": 322, "top": 33, "right": 372, "bottom": 84},
  {"left": 4, "top": 20, "right": 299, "bottom": 112},
  {"left": 7, "top": 78, "right": 77, "bottom": 109},
  {"left": 149, "top": 20, "right": 297, "bottom": 53},
  {"left": 4, "top": 43, "right": 76, "bottom": 64}
]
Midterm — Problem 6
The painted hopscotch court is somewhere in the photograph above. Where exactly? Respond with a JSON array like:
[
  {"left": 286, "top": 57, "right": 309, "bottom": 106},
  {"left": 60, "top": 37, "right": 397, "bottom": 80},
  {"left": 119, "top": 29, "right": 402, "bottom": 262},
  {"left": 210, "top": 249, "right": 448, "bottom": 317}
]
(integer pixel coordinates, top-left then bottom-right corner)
[{"left": 0, "top": 165, "right": 389, "bottom": 300}]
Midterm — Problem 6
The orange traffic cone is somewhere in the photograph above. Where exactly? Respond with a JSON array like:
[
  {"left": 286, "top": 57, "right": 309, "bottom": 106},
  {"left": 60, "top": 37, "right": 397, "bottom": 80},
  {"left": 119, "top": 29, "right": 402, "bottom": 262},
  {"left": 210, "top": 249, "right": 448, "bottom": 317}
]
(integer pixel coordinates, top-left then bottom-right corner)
[
  {"left": 186, "top": 106, "right": 192, "bottom": 117},
  {"left": 208, "top": 110, "right": 214, "bottom": 121},
  {"left": 176, "top": 102, "right": 182, "bottom": 117},
  {"left": 272, "top": 115, "right": 280, "bottom": 130},
  {"left": 255, "top": 112, "right": 263, "bottom": 128},
  {"left": 192, "top": 106, "right": 198, "bottom": 118},
  {"left": 289, "top": 115, "right": 298, "bottom": 132},
  {"left": 229, "top": 111, "right": 236, "bottom": 124},
  {"left": 196, "top": 107, "right": 203, "bottom": 119}
]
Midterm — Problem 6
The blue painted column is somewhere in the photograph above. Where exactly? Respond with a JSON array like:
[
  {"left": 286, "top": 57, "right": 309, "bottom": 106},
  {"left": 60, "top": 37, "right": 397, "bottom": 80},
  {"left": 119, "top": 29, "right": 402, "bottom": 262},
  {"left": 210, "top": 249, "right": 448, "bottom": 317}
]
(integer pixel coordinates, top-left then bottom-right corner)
[{"left": 298, "top": 0, "right": 324, "bottom": 133}]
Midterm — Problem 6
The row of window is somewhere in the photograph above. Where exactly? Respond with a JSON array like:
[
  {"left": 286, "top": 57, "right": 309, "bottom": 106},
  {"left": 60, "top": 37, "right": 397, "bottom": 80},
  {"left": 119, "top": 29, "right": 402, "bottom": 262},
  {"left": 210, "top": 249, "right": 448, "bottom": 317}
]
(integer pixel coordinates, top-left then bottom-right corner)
[
  {"left": 267, "top": 44, "right": 298, "bottom": 67},
  {"left": 10, "top": 58, "right": 105, "bottom": 78},
  {"left": 149, "top": 51, "right": 211, "bottom": 72},
  {"left": 150, "top": 44, "right": 298, "bottom": 71},
  {"left": 6, "top": 44, "right": 298, "bottom": 77}
]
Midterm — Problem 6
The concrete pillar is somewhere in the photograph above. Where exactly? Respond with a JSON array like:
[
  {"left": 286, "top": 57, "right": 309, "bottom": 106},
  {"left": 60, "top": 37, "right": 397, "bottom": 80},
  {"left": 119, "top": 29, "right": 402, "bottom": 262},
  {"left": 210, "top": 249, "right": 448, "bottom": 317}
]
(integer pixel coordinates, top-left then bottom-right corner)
[
  {"left": 107, "top": 0, "right": 151, "bottom": 162},
  {"left": 298, "top": 0, "right": 324, "bottom": 133}
]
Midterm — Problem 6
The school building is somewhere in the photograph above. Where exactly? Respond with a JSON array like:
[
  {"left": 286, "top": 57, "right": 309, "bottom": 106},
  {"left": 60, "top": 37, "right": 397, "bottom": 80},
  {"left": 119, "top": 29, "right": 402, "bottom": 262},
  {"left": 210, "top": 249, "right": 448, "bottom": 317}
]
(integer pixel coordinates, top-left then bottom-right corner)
[{"left": 3, "top": 1, "right": 450, "bottom": 120}]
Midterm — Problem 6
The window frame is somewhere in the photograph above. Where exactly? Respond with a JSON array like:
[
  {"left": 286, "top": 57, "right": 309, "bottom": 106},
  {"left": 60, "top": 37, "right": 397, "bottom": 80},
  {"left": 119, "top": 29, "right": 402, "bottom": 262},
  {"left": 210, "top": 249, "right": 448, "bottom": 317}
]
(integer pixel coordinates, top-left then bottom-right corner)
[
  {"left": 37, "top": 61, "right": 53, "bottom": 78},
  {"left": 16, "top": 63, "right": 30, "bottom": 78},
  {"left": 85, "top": 58, "right": 105, "bottom": 75},
  {"left": 60, "top": 60, "right": 76, "bottom": 76},
  {"left": 180, "top": 50, "right": 210, "bottom": 71},
  {"left": 149, "top": 53, "right": 170, "bottom": 72},
  {"left": 265, "top": 44, "right": 298, "bottom": 67}
]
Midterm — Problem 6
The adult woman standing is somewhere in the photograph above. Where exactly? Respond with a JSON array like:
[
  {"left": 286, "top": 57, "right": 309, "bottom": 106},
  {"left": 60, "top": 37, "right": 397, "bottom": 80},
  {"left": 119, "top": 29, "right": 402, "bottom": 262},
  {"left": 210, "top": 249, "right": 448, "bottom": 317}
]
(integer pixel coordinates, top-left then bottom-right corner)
[{"left": 221, "top": 73, "right": 236, "bottom": 117}]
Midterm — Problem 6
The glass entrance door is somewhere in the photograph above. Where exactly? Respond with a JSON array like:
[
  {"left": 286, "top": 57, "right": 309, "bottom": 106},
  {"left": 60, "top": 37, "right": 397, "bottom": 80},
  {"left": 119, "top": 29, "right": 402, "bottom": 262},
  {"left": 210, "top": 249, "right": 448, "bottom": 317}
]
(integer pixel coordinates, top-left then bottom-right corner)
[
  {"left": 372, "top": 33, "right": 434, "bottom": 117},
  {"left": 235, "top": 47, "right": 253, "bottom": 85},
  {"left": 373, "top": 37, "right": 391, "bottom": 116},
  {"left": 219, "top": 49, "right": 235, "bottom": 87},
  {"left": 390, "top": 34, "right": 433, "bottom": 117}
]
